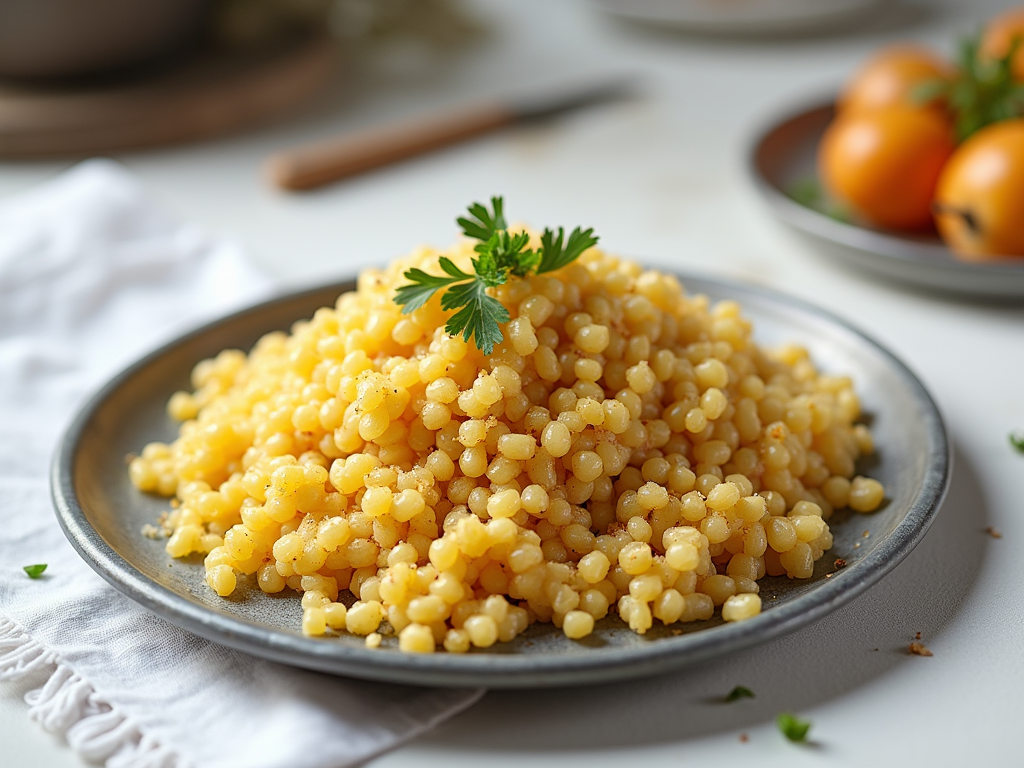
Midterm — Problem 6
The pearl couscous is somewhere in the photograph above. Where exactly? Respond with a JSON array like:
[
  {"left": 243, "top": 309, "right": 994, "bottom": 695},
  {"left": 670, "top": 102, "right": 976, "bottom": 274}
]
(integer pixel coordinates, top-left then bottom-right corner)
[{"left": 129, "top": 234, "right": 884, "bottom": 652}]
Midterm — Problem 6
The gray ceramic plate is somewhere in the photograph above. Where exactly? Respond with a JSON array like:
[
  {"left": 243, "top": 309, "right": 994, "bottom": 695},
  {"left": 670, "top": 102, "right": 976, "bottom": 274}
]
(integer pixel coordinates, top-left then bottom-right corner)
[
  {"left": 748, "top": 101, "right": 1024, "bottom": 300},
  {"left": 52, "top": 275, "right": 949, "bottom": 688}
]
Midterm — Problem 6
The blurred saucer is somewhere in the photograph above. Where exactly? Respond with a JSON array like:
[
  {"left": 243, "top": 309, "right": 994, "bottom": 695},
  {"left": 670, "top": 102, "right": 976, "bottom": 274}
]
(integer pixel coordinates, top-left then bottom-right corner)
[{"left": 590, "top": 0, "right": 883, "bottom": 34}]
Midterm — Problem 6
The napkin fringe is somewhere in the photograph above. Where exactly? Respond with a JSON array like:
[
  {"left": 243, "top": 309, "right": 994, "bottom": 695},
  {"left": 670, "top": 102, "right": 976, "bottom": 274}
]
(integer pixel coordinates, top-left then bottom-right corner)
[{"left": 0, "top": 616, "right": 190, "bottom": 768}]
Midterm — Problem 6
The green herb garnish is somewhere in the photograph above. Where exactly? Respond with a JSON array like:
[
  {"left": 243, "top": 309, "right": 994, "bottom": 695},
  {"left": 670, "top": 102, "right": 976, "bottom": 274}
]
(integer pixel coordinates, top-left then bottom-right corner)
[
  {"left": 777, "top": 712, "right": 812, "bottom": 743},
  {"left": 393, "top": 197, "right": 598, "bottom": 354},
  {"left": 914, "top": 32, "right": 1024, "bottom": 141},
  {"left": 1010, "top": 431, "right": 1024, "bottom": 453},
  {"left": 725, "top": 686, "right": 756, "bottom": 702},
  {"left": 23, "top": 564, "right": 47, "bottom": 579},
  {"left": 787, "top": 178, "right": 852, "bottom": 224}
]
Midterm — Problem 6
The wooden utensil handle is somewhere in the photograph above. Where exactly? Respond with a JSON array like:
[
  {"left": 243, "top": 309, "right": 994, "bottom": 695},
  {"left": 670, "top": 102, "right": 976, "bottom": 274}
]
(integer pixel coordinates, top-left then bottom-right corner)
[{"left": 265, "top": 103, "right": 513, "bottom": 191}]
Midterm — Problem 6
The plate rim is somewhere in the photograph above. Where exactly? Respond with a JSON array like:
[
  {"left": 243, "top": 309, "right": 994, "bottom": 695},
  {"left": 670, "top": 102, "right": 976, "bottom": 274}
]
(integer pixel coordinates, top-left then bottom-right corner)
[
  {"left": 589, "top": 0, "right": 884, "bottom": 34},
  {"left": 51, "top": 273, "right": 951, "bottom": 688},
  {"left": 746, "top": 98, "right": 1024, "bottom": 288}
]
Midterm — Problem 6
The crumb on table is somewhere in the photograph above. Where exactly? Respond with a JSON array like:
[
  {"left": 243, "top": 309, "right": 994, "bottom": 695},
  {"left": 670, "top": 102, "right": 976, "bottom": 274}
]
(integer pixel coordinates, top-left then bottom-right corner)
[{"left": 909, "top": 641, "right": 933, "bottom": 657}]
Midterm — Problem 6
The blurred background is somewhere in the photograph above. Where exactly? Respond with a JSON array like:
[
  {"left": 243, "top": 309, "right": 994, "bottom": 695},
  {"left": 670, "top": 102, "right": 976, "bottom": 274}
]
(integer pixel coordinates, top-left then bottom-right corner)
[{"left": 0, "top": 0, "right": 1015, "bottom": 289}]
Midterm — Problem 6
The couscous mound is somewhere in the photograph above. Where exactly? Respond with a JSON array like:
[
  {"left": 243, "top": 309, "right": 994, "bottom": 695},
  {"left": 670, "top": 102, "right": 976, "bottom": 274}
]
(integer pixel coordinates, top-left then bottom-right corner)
[{"left": 130, "top": 228, "right": 883, "bottom": 653}]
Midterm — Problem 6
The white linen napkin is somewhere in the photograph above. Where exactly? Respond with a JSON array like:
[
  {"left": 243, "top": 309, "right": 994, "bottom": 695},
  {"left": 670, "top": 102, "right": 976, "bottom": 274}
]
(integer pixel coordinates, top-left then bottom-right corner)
[{"left": 0, "top": 160, "right": 483, "bottom": 768}]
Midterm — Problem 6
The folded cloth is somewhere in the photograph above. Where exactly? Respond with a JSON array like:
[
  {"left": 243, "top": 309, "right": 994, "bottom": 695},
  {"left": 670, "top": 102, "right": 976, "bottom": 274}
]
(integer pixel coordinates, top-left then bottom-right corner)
[{"left": 0, "top": 160, "right": 483, "bottom": 768}]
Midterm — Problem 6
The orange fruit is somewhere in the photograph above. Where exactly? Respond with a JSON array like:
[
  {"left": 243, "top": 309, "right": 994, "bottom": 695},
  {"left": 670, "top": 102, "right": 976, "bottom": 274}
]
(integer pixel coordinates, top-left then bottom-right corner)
[
  {"left": 933, "top": 118, "right": 1024, "bottom": 259},
  {"left": 979, "top": 7, "right": 1024, "bottom": 82},
  {"left": 819, "top": 106, "right": 955, "bottom": 231},
  {"left": 839, "top": 45, "right": 951, "bottom": 116}
]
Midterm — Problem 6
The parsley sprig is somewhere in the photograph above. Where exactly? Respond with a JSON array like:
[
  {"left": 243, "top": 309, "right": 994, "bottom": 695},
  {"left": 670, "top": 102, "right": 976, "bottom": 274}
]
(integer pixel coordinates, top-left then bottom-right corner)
[
  {"left": 725, "top": 685, "right": 756, "bottom": 703},
  {"left": 915, "top": 32, "right": 1024, "bottom": 141},
  {"left": 394, "top": 197, "right": 598, "bottom": 354},
  {"left": 777, "top": 712, "right": 812, "bottom": 743}
]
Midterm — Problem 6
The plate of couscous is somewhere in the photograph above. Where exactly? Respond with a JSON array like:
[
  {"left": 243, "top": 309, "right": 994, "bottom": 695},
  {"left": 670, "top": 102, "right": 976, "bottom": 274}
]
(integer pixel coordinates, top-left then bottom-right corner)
[{"left": 52, "top": 200, "right": 949, "bottom": 687}]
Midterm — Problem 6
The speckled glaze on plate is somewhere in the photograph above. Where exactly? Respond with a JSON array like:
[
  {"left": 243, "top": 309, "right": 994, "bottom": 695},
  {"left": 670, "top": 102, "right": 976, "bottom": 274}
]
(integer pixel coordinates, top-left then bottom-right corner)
[
  {"left": 748, "top": 101, "right": 1024, "bottom": 300},
  {"left": 52, "top": 275, "right": 950, "bottom": 688}
]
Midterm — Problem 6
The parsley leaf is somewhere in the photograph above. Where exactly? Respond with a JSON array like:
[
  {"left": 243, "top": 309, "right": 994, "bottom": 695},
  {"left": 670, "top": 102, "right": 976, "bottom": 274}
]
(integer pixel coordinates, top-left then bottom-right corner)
[
  {"left": 393, "top": 197, "right": 598, "bottom": 354},
  {"left": 537, "top": 226, "right": 599, "bottom": 274},
  {"left": 777, "top": 713, "right": 812, "bottom": 743},
  {"left": 1010, "top": 431, "right": 1024, "bottom": 453},
  {"left": 458, "top": 197, "right": 507, "bottom": 241},
  {"left": 442, "top": 279, "right": 509, "bottom": 355},
  {"left": 438, "top": 256, "right": 475, "bottom": 280},
  {"left": 394, "top": 267, "right": 470, "bottom": 313},
  {"left": 725, "top": 686, "right": 756, "bottom": 702},
  {"left": 23, "top": 564, "right": 47, "bottom": 579}
]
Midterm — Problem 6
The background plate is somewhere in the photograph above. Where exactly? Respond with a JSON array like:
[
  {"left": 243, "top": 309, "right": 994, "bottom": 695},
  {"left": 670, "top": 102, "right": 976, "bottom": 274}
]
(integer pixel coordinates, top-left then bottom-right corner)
[
  {"left": 589, "top": 0, "right": 883, "bottom": 35},
  {"left": 748, "top": 101, "right": 1024, "bottom": 300},
  {"left": 0, "top": 32, "right": 336, "bottom": 158},
  {"left": 52, "top": 275, "right": 949, "bottom": 688}
]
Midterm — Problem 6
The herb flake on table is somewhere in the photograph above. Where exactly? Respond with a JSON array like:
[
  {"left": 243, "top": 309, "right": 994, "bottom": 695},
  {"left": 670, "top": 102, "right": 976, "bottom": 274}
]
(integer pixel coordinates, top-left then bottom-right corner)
[
  {"left": 725, "top": 685, "right": 755, "bottom": 702},
  {"left": 1010, "top": 431, "right": 1024, "bottom": 453},
  {"left": 777, "top": 713, "right": 812, "bottom": 743},
  {"left": 393, "top": 197, "right": 598, "bottom": 354},
  {"left": 23, "top": 564, "right": 47, "bottom": 579}
]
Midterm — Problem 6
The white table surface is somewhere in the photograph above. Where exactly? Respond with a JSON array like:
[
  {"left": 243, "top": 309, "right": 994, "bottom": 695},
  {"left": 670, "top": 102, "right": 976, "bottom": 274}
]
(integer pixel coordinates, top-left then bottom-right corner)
[{"left": 3, "top": 0, "right": 1023, "bottom": 765}]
